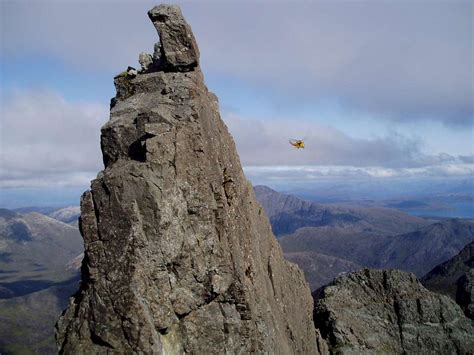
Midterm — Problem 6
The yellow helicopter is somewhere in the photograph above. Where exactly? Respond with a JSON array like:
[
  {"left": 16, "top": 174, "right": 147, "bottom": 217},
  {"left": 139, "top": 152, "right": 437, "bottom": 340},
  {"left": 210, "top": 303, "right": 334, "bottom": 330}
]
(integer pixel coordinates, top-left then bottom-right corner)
[{"left": 289, "top": 138, "right": 305, "bottom": 149}]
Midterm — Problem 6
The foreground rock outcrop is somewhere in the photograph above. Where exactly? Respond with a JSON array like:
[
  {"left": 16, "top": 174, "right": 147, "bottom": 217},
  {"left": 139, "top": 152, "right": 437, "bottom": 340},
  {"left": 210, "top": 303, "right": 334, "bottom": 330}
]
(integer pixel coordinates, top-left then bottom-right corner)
[
  {"left": 56, "top": 5, "right": 319, "bottom": 354},
  {"left": 314, "top": 269, "right": 474, "bottom": 354}
]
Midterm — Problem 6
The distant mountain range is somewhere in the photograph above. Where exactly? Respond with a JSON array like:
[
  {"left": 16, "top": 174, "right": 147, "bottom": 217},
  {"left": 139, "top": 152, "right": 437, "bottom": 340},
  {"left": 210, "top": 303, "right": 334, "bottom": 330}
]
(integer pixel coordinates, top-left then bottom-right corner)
[
  {"left": 284, "top": 252, "right": 361, "bottom": 290},
  {"left": 254, "top": 185, "right": 430, "bottom": 237},
  {"left": 48, "top": 206, "right": 81, "bottom": 225},
  {"left": 13, "top": 205, "right": 81, "bottom": 226},
  {"left": 255, "top": 186, "right": 474, "bottom": 290},
  {"left": 0, "top": 208, "right": 83, "bottom": 354},
  {"left": 0, "top": 208, "right": 82, "bottom": 297}
]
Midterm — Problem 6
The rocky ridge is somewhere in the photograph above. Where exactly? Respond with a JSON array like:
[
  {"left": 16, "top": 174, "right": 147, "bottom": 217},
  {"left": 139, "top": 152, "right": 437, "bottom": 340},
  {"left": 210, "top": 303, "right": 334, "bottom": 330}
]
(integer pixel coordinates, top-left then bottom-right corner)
[
  {"left": 314, "top": 269, "right": 474, "bottom": 354},
  {"left": 56, "top": 5, "right": 320, "bottom": 354}
]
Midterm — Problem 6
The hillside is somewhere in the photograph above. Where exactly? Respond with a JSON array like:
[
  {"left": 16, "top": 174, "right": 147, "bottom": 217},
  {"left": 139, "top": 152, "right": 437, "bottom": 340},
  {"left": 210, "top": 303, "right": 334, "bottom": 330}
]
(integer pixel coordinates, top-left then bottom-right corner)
[
  {"left": 0, "top": 209, "right": 83, "bottom": 298},
  {"left": 48, "top": 206, "right": 80, "bottom": 225},
  {"left": 377, "top": 219, "right": 474, "bottom": 275},
  {"left": 0, "top": 208, "right": 82, "bottom": 354},
  {"left": 280, "top": 226, "right": 384, "bottom": 268},
  {"left": 284, "top": 251, "right": 361, "bottom": 290},
  {"left": 0, "top": 279, "right": 79, "bottom": 354},
  {"left": 422, "top": 241, "right": 473, "bottom": 318},
  {"left": 280, "top": 219, "right": 474, "bottom": 278}
]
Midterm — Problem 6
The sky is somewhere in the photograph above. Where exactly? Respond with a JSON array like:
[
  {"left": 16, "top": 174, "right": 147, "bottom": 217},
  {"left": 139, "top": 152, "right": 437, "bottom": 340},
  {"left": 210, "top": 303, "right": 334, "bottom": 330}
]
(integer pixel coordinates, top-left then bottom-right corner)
[{"left": 0, "top": 0, "right": 473, "bottom": 207}]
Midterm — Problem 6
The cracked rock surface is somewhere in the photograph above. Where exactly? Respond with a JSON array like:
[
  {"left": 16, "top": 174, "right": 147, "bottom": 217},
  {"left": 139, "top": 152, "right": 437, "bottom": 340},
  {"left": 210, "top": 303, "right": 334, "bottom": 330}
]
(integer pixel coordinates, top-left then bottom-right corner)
[
  {"left": 314, "top": 269, "right": 474, "bottom": 354},
  {"left": 56, "top": 4, "right": 319, "bottom": 354}
]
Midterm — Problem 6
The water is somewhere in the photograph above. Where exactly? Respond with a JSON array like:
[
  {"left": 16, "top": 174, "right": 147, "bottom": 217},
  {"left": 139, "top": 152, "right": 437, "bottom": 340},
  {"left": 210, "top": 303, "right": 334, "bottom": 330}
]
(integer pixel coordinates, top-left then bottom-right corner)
[{"left": 403, "top": 201, "right": 474, "bottom": 219}]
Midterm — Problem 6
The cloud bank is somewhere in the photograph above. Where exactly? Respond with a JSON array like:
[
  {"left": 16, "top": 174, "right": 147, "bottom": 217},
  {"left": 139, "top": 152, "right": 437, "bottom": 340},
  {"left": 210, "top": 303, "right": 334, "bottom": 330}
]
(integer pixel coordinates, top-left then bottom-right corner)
[
  {"left": 0, "top": 90, "right": 471, "bottom": 189},
  {"left": 0, "top": 90, "right": 106, "bottom": 188}
]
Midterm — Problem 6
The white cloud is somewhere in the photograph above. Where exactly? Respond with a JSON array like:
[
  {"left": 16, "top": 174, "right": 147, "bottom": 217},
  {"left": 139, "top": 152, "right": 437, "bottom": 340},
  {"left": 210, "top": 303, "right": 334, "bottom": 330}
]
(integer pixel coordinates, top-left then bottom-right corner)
[
  {"left": 0, "top": 90, "right": 106, "bottom": 188},
  {"left": 1, "top": 90, "right": 469, "bottom": 190},
  {"left": 243, "top": 164, "right": 474, "bottom": 184}
]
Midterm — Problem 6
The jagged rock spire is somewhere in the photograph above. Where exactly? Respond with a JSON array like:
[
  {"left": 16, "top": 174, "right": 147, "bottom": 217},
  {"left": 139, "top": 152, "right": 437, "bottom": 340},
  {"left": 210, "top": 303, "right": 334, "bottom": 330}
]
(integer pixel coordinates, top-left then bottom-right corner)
[{"left": 56, "top": 4, "right": 321, "bottom": 354}]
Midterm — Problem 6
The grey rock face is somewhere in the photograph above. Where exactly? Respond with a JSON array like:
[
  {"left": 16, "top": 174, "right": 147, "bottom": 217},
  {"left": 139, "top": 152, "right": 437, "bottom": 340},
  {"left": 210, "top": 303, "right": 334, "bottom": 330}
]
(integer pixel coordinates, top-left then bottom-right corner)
[
  {"left": 314, "top": 269, "right": 474, "bottom": 354},
  {"left": 56, "top": 5, "right": 319, "bottom": 354}
]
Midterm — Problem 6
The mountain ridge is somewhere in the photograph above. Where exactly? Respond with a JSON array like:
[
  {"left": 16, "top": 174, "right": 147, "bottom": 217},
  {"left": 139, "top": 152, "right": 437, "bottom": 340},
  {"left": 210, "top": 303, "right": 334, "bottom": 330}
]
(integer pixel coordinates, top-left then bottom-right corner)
[{"left": 254, "top": 185, "right": 431, "bottom": 236}]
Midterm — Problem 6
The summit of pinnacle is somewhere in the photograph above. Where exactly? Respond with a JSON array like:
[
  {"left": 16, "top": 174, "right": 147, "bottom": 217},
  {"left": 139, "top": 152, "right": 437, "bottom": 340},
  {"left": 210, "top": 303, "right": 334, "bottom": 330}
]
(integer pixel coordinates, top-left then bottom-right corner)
[{"left": 145, "top": 4, "right": 200, "bottom": 72}]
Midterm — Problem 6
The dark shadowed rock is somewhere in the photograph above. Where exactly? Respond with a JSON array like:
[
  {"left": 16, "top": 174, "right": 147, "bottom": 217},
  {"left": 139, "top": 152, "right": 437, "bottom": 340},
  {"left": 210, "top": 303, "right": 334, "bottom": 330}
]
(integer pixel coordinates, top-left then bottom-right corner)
[
  {"left": 422, "top": 241, "right": 474, "bottom": 319},
  {"left": 457, "top": 269, "right": 474, "bottom": 319},
  {"left": 56, "top": 5, "right": 320, "bottom": 354},
  {"left": 314, "top": 269, "right": 474, "bottom": 354},
  {"left": 422, "top": 241, "right": 473, "bottom": 297}
]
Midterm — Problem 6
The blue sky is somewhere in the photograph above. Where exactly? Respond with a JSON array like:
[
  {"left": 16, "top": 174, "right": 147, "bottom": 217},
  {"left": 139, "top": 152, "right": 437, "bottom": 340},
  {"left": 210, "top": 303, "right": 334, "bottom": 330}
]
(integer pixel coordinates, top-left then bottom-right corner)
[{"left": 1, "top": 0, "right": 473, "bottom": 207}]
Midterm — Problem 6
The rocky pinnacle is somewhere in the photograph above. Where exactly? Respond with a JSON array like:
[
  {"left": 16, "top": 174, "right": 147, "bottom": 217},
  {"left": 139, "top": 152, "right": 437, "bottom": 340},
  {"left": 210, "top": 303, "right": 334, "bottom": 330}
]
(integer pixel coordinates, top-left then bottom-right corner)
[{"left": 56, "top": 4, "right": 321, "bottom": 354}]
